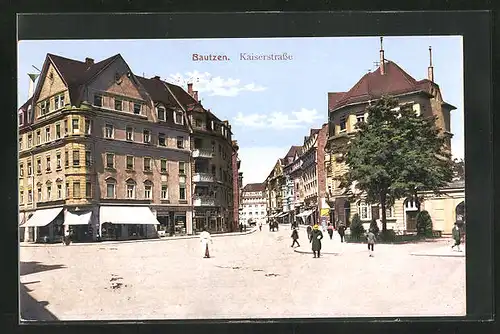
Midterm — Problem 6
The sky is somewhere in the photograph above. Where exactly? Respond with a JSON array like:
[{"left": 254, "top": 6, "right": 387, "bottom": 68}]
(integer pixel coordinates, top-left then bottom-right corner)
[{"left": 18, "top": 36, "right": 463, "bottom": 186}]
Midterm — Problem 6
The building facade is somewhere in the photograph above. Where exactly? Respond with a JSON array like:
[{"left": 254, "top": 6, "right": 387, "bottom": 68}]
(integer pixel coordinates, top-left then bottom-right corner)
[
  {"left": 19, "top": 53, "right": 236, "bottom": 242},
  {"left": 239, "top": 183, "right": 267, "bottom": 226},
  {"left": 264, "top": 159, "right": 285, "bottom": 222},
  {"left": 325, "top": 41, "right": 456, "bottom": 232},
  {"left": 231, "top": 140, "right": 242, "bottom": 231}
]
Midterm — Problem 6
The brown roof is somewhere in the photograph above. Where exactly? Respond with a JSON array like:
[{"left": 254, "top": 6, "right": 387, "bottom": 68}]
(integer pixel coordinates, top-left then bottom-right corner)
[
  {"left": 328, "top": 92, "right": 346, "bottom": 110},
  {"left": 330, "top": 60, "right": 436, "bottom": 111},
  {"left": 242, "top": 183, "right": 266, "bottom": 192},
  {"left": 136, "top": 76, "right": 195, "bottom": 108},
  {"left": 310, "top": 128, "right": 320, "bottom": 136},
  {"left": 284, "top": 145, "right": 301, "bottom": 158}
]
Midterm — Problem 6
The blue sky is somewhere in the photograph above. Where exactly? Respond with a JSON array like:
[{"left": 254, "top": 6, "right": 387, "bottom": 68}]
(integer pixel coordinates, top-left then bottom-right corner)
[{"left": 18, "top": 36, "right": 463, "bottom": 185}]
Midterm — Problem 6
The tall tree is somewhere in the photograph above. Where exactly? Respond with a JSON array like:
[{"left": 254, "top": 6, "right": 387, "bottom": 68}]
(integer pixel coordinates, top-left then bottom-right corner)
[
  {"left": 452, "top": 158, "right": 465, "bottom": 181},
  {"left": 338, "top": 96, "right": 453, "bottom": 231}
]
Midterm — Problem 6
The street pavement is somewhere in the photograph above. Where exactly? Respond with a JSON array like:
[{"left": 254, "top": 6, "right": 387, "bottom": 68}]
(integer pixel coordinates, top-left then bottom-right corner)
[{"left": 19, "top": 225, "right": 466, "bottom": 320}]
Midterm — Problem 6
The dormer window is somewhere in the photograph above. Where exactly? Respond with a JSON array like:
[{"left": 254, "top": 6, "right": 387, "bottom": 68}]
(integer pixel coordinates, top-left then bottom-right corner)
[
  {"left": 157, "top": 106, "right": 166, "bottom": 121},
  {"left": 40, "top": 100, "right": 49, "bottom": 116},
  {"left": 340, "top": 117, "right": 347, "bottom": 132},
  {"left": 114, "top": 98, "right": 123, "bottom": 111},
  {"left": 133, "top": 103, "right": 141, "bottom": 115},
  {"left": 27, "top": 106, "right": 32, "bottom": 122},
  {"left": 94, "top": 94, "right": 103, "bottom": 107},
  {"left": 54, "top": 94, "right": 65, "bottom": 109},
  {"left": 18, "top": 111, "right": 23, "bottom": 126},
  {"left": 356, "top": 113, "right": 365, "bottom": 124},
  {"left": 174, "top": 111, "right": 184, "bottom": 125}
]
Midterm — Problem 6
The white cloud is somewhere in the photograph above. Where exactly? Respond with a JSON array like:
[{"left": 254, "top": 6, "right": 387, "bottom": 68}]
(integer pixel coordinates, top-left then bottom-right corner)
[
  {"left": 238, "top": 146, "right": 289, "bottom": 185},
  {"left": 167, "top": 70, "right": 266, "bottom": 97},
  {"left": 234, "top": 108, "right": 322, "bottom": 130},
  {"left": 451, "top": 137, "right": 464, "bottom": 160}
]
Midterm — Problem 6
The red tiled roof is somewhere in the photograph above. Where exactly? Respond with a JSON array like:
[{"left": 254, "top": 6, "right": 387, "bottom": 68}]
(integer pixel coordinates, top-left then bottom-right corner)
[
  {"left": 310, "top": 128, "right": 320, "bottom": 136},
  {"left": 242, "top": 183, "right": 266, "bottom": 192},
  {"left": 284, "top": 145, "right": 301, "bottom": 158},
  {"left": 330, "top": 60, "right": 434, "bottom": 111},
  {"left": 328, "top": 92, "right": 346, "bottom": 110}
]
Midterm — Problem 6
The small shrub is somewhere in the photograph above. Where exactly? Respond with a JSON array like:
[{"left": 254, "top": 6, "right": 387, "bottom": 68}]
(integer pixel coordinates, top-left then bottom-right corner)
[
  {"left": 369, "top": 218, "right": 380, "bottom": 235},
  {"left": 349, "top": 213, "right": 365, "bottom": 240},
  {"left": 379, "top": 229, "right": 396, "bottom": 242},
  {"left": 416, "top": 210, "right": 433, "bottom": 237}
]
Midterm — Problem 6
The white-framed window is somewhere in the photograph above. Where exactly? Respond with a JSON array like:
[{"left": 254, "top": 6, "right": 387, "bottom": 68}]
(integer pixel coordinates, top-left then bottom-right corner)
[
  {"left": 27, "top": 189, "right": 33, "bottom": 202},
  {"left": 45, "top": 127, "right": 51, "bottom": 142},
  {"left": 40, "top": 100, "right": 49, "bottom": 116},
  {"left": 174, "top": 111, "right": 184, "bottom": 124},
  {"left": 161, "top": 159, "right": 167, "bottom": 173},
  {"left": 133, "top": 103, "right": 141, "bottom": 115},
  {"left": 56, "top": 153, "right": 61, "bottom": 169},
  {"left": 46, "top": 156, "right": 51, "bottom": 171},
  {"left": 55, "top": 94, "right": 65, "bottom": 109},
  {"left": 144, "top": 182, "right": 152, "bottom": 199},
  {"left": 36, "top": 130, "right": 41, "bottom": 145},
  {"left": 19, "top": 163, "right": 24, "bottom": 177},
  {"left": 72, "top": 150, "right": 80, "bottom": 166},
  {"left": 114, "top": 98, "right": 123, "bottom": 111},
  {"left": 46, "top": 183, "right": 52, "bottom": 200},
  {"left": 161, "top": 184, "right": 168, "bottom": 200},
  {"left": 57, "top": 183, "right": 62, "bottom": 199},
  {"left": 27, "top": 134, "right": 32, "bottom": 148},
  {"left": 106, "top": 153, "right": 115, "bottom": 169},
  {"left": 386, "top": 206, "right": 394, "bottom": 218},
  {"left": 85, "top": 119, "right": 92, "bottom": 135},
  {"left": 176, "top": 136, "right": 184, "bottom": 149},
  {"left": 55, "top": 123, "right": 61, "bottom": 138},
  {"left": 19, "top": 190, "right": 24, "bottom": 203},
  {"left": 106, "top": 179, "right": 116, "bottom": 198},
  {"left": 143, "top": 157, "right": 151, "bottom": 171},
  {"left": 158, "top": 133, "right": 166, "bottom": 146},
  {"left": 357, "top": 200, "right": 371, "bottom": 220},
  {"left": 37, "top": 185, "right": 42, "bottom": 201},
  {"left": 27, "top": 105, "right": 32, "bottom": 122},
  {"left": 18, "top": 111, "right": 23, "bottom": 126},
  {"left": 157, "top": 106, "right": 166, "bottom": 121},
  {"left": 126, "top": 126, "right": 134, "bottom": 141},
  {"left": 179, "top": 161, "right": 186, "bottom": 175},
  {"left": 126, "top": 155, "right": 134, "bottom": 170},
  {"left": 126, "top": 181, "right": 136, "bottom": 199},
  {"left": 143, "top": 129, "right": 151, "bottom": 143},
  {"left": 105, "top": 124, "right": 114, "bottom": 138},
  {"left": 72, "top": 118, "right": 79, "bottom": 133},
  {"left": 36, "top": 158, "right": 42, "bottom": 174},
  {"left": 27, "top": 162, "right": 32, "bottom": 176},
  {"left": 356, "top": 113, "right": 365, "bottom": 124}
]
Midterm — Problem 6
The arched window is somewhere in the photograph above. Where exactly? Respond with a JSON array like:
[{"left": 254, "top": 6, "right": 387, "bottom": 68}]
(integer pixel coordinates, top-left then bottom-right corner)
[
  {"left": 156, "top": 104, "right": 166, "bottom": 121},
  {"left": 27, "top": 105, "right": 32, "bottom": 123},
  {"left": 46, "top": 180, "right": 52, "bottom": 200},
  {"left": 18, "top": 110, "right": 24, "bottom": 126},
  {"left": 105, "top": 177, "right": 116, "bottom": 198},
  {"left": 357, "top": 200, "right": 371, "bottom": 220},
  {"left": 144, "top": 180, "right": 153, "bottom": 199},
  {"left": 126, "top": 178, "right": 136, "bottom": 199}
]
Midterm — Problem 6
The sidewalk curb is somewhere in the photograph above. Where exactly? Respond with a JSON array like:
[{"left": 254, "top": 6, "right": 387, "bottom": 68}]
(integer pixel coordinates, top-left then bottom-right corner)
[
  {"left": 410, "top": 252, "right": 465, "bottom": 258},
  {"left": 20, "top": 228, "right": 258, "bottom": 247}
]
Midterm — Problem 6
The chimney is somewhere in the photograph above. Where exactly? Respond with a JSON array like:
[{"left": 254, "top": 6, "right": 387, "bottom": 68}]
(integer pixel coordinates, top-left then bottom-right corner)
[
  {"left": 27, "top": 73, "right": 40, "bottom": 99},
  {"left": 187, "top": 83, "right": 193, "bottom": 96},
  {"left": 85, "top": 57, "right": 94, "bottom": 65},
  {"left": 379, "top": 37, "right": 385, "bottom": 75},
  {"left": 428, "top": 46, "right": 434, "bottom": 82},
  {"left": 193, "top": 90, "right": 198, "bottom": 101}
]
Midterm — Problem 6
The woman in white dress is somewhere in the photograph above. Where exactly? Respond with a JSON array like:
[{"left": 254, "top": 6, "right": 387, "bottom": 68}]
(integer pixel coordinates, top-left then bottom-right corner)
[{"left": 199, "top": 227, "right": 213, "bottom": 258}]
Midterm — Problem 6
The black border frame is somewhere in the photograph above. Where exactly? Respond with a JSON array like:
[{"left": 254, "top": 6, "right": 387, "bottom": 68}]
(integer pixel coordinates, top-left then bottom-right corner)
[{"left": 2, "top": 8, "right": 495, "bottom": 334}]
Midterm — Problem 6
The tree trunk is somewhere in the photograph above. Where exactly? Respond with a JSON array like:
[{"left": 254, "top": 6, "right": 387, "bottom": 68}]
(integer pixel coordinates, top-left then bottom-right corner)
[{"left": 380, "top": 192, "right": 387, "bottom": 232}]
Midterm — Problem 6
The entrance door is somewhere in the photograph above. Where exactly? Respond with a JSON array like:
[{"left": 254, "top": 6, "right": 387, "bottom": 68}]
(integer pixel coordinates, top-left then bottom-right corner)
[{"left": 406, "top": 211, "right": 418, "bottom": 231}]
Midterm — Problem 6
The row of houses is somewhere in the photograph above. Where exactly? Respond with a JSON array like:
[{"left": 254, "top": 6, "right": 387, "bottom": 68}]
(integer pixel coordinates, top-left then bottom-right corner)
[
  {"left": 18, "top": 53, "right": 242, "bottom": 243},
  {"left": 264, "top": 39, "right": 465, "bottom": 234}
]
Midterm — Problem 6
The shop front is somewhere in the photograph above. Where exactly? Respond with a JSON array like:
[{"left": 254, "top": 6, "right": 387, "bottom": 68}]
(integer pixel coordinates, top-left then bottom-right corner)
[
  {"left": 194, "top": 208, "right": 223, "bottom": 234},
  {"left": 23, "top": 207, "right": 64, "bottom": 243},
  {"left": 19, "top": 213, "right": 25, "bottom": 242},
  {"left": 99, "top": 206, "right": 160, "bottom": 241},
  {"left": 64, "top": 210, "right": 93, "bottom": 243}
]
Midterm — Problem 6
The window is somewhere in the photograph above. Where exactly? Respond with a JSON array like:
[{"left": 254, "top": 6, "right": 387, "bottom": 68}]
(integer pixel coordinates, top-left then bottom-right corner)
[
  {"left": 176, "top": 136, "right": 184, "bottom": 149},
  {"left": 57, "top": 183, "right": 62, "bottom": 199},
  {"left": 64, "top": 120, "right": 68, "bottom": 134},
  {"left": 45, "top": 127, "right": 51, "bottom": 141},
  {"left": 340, "top": 117, "right": 347, "bottom": 131},
  {"left": 106, "top": 153, "right": 115, "bottom": 169},
  {"left": 158, "top": 133, "right": 166, "bottom": 146},
  {"left": 143, "top": 157, "right": 151, "bottom": 171},
  {"left": 174, "top": 111, "right": 184, "bottom": 124},
  {"left": 55, "top": 94, "right": 65, "bottom": 109},
  {"left": 27, "top": 134, "right": 32, "bottom": 148},
  {"left": 85, "top": 119, "right": 92, "bottom": 135},
  {"left": 114, "top": 98, "right": 123, "bottom": 111},
  {"left": 37, "top": 186, "right": 42, "bottom": 201},
  {"left": 106, "top": 180, "right": 116, "bottom": 198},
  {"left": 46, "top": 156, "right": 51, "bottom": 171},
  {"left": 161, "top": 185, "right": 168, "bottom": 200},
  {"left": 386, "top": 206, "right": 394, "bottom": 218},
  {"left": 356, "top": 113, "right": 365, "bottom": 124},
  {"left": 126, "top": 127, "right": 134, "bottom": 141},
  {"left": 19, "top": 137, "right": 22, "bottom": 151},
  {"left": 36, "top": 130, "right": 41, "bottom": 145},
  {"left": 27, "top": 106, "right": 32, "bottom": 123},
  {"left": 160, "top": 159, "right": 167, "bottom": 173},
  {"left": 105, "top": 124, "right": 114, "bottom": 138},
  {"left": 36, "top": 158, "right": 41, "bottom": 174},
  {"left": 55, "top": 123, "right": 61, "bottom": 138},
  {"left": 73, "top": 181, "right": 81, "bottom": 198},
  {"left": 27, "top": 162, "right": 32, "bottom": 176},
  {"left": 195, "top": 118, "right": 202, "bottom": 127},
  {"left": 143, "top": 130, "right": 151, "bottom": 143},
  {"left": 20, "top": 190, "right": 24, "bottom": 203},
  {"left": 126, "top": 155, "right": 134, "bottom": 169},
  {"left": 357, "top": 201, "right": 371, "bottom": 220},
  {"left": 144, "top": 183, "right": 152, "bottom": 199},
  {"left": 94, "top": 94, "right": 103, "bottom": 107},
  {"left": 28, "top": 189, "right": 33, "bottom": 202},
  {"left": 18, "top": 112, "right": 23, "bottom": 126},
  {"left": 179, "top": 161, "right": 186, "bottom": 175},
  {"left": 66, "top": 182, "right": 70, "bottom": 198},
  {"left": 72, "top": 118, "right": 79, "bottom": 133},
  {"left": 157, "top": 107, "right": 166, "bottom": 121},
  {"left": 86, "top": 182, "right": 92, "bottom": 198},
  {"left": 56, "top": 153, "right": 61, "bottom": 169},
  {"left": 19, "top": 163, "right": 24, "bottom": 177},
  {"left": 133, "top": 103, "right": 141, "bottom": 115},
  {"left": 40, "top": 100, "right": 48, "bottom": 115},
  {"left": 85, "top": 151, "right": 91, "bottom": 166},
  {"left": 65, "top": 150, "right": 69, "bottom": 167},
  {"left": 126, "top": 182, "right": 135, "bottom": 199},
  {"left": 179, "top": 184, "right": 186, "bottom": 200},
  {"left": 73, "top": 150, "right": 80, "bottom": 166},
  {"left": 46, "top": 184, "right": 51, "bottom": 200}
]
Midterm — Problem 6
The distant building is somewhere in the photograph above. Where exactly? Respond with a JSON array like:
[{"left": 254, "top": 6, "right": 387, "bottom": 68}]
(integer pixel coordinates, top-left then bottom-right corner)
[
  {"left": 231, "top": 140, "right": 242, "bottom": 231},
  {"left": 239, "top": 183, "right": 267, "bottom": 225}
]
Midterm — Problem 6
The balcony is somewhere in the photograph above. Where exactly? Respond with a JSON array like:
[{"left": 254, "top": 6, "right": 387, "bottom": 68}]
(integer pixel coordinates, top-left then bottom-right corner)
[
  {"left": 193, "top": 196, "right": 217, "bottom": 207},
  {"left": 193, "top": 172, "right": 215, "bottom": 183},
  {"left": 192, "top": 148, "right": 214, "bottom": 159}
]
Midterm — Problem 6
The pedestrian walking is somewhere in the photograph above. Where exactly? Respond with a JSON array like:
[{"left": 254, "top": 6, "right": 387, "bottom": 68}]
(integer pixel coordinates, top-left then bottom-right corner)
[
  {"left": 291, "top": 228, "right": 300, "bottom": 247},
  {"left": 327, "top": 223, "right": 334, "bottom": 240},
  {"left": 366, "top": 230, "right": 376, "bottom": 257},
  {"left": 451, "top": 222, "right": 462, "bottom": 252},
  {"left": 259, "top": 221, "right": 263, "bottom": 231},
  {"left": 337, "top": 223, "right": 346, "bottom": 243},
  {"left": 309, "top": 224, "right": 324, "bottom": 258},
  {"left": 306, "top": 225, "right": 312, "bottom": 240},
  {"left": 63, "top": 228, "right": 71, "bottom": 246},
  {"left": 199, "top": 227, "right": 213, "bottom": 258},
  {"left": 239, "top": 223, "right": 243, "bottom": 233}
]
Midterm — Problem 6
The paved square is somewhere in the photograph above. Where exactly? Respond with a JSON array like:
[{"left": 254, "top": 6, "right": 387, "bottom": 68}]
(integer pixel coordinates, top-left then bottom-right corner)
[{"left": 20, "top": 228, "right": 465, "bottom": 320}]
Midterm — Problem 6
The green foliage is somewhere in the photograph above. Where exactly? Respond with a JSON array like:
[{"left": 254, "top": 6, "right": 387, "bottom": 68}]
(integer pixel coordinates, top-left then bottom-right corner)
[
  {"left": 349, "top": 213, "right": 365, "bottom": 239},
  {"left": 338, "top": 96, "right": 454, "bottom": 231},
  {"left": 416, "top": 210, "right": 433, "bottom": 237},
  {"left": 369, "top": 218, "right": 380, "bottom": 235},
  {"left": 452, "top": 158, "right": 465, "bottom": 181},
  {"left": 379, "top": 229, "right": 396, "bottom": 242}
]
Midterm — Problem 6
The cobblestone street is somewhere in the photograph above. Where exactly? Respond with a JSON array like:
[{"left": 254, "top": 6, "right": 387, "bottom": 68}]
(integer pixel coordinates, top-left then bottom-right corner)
[{"left": 20, "top": 227, "right": 466, "bottom": 320}]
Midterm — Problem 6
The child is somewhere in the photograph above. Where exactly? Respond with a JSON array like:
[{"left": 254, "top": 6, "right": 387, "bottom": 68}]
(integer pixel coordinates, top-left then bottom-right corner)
[
  {"left": 366, "top": 230, "right": 376, "bottom": 257},
  {"left": 291, "top": 228, "right": 300, "bottom": 247}
]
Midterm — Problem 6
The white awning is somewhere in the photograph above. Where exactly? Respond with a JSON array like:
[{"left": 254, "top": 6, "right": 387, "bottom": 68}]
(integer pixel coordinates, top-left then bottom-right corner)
[
  {"left": 277, "top": 212, "right": 287, "bottom": 218},
  {"left": 297, "top": 210, "right": 313, "bottom": 218},
  {"left": 64, "top": 211, "right": 92, "bottom": 226},
  {"left": 100, "top": 206, "right": 160, "bottom": 225},
  {"left": 24, "top": 207, "right": 63, "bottom": 227}
]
